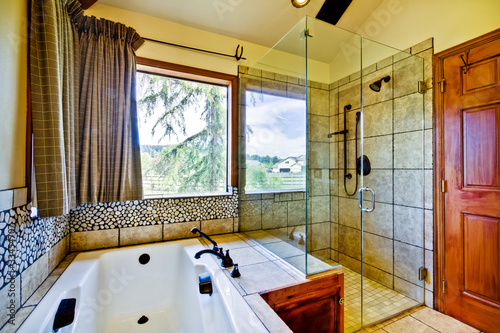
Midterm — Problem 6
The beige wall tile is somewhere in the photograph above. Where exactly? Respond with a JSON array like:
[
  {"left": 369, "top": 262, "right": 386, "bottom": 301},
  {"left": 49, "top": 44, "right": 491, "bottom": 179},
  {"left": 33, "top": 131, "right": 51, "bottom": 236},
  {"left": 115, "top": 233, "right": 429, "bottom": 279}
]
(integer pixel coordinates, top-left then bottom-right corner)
[
  {"left": 309, "top": 142, "right": 330, "bottom": 168},
  {"left": 362, "top": 170, "right": 393, "bottom": 204},
  {"left": 48, "top": 235, "right": 69, "bottom": 273},
  {"left": 338, "top": 197, "right": 360, "bottom": 229},
  {"left": 240, "top": 200, "right": 262, "bottom": 231},
  {"left": 21, "top": 253, "right": 48, "bottom": 304},
  {"left": 163, "top": 221, "right": 199, "bottom": 241},
  {"left": 329, "top": 169, "right": 339, "bottom": 197},
  {"left": 364, "top": 262, "right": 394, "bottom": 288},
  {"left": 120, "top": 225, "right": 162, "bottom": 246},
  {"left": 201, "top": 218, "right": 233, "bottom": 235},
  {"left": 331, "top": 222, "right": 339, "bottom": 251},
  {"left": 24, "top": 275, "right": 58, "bottom": 306},
  {"left": 310, "top": 169, "right": 330, "bottom": 196},
  {"left": 339, "top": 79, "right": 361, "bottom": 111},
  {"left": 311, "top": 222, "right": 330, "bottom": 251},
  {"left": 394, "top": 241, "right": 424, "bottom": 285},
  {"left": 363, "top": 135, "right": 393, "bottom": 169},
  {"left": 262, "top": 200, "right": 287, "bottom": 230},
  {"left": 363, "top": 101, "right": 393, "bottom": 137},
  {"left": 363, "top": 202, "right": 393, "bottom": 238},
  {"left": 411, "top": 38, "right": 433, "bottom": 54},
  {"left": 287, "top": 200, "right": 305, "bottom": 227},
  {"left": 310, "top": 115, "right": 330, "bottom": 142},
  {"left": 70, "top": 229, "right": 118, "bottom": 252},
  {"left": 364, "top": 233, "right": 393, "bottom": 273},
  {"left": 339, "top": 226, "right": 361, "bottom": 261},
  {"left": 394, "top": 277, "right": 424, "bottom": 303},
  {"left": 329, "top": 88, "right": 339, "bottom": 115},
  {"left": 394, "top": 170, "right": 424, "bottom": 207},
  {"left": 12, "top": 188, "right": 27, "bottom": 208},
  {"left": 311, "top": 196, "right": 330, "bottom": 223},
  {"left": 330, "top": 196, "right": 338, "bottom": 223},
  {"left": 394, "top": 55, "right": 423, "bottom": 98},
  {"left": 310, "top": 88, "right": 329, "bottom": 116},
  {"left": 394, "top": 205, "right": 424, "bottom": 247},
  {"left": 394, "top": 131, "right": 424, "bottom": 169},
  {"left": 339, "top": 252, "right": 361, "bottom": 273},
  {"left": 0, "top": 306, "right": 33, "bottom": 333},
  {"left": 0, "top": 276, "right": 20, "bottom": 327},
  {"left": 424, "top": 210, "right": 434, "bottom": 251},
  {"left": 394, "top": 93, "right": 424, "bottom": 133}
]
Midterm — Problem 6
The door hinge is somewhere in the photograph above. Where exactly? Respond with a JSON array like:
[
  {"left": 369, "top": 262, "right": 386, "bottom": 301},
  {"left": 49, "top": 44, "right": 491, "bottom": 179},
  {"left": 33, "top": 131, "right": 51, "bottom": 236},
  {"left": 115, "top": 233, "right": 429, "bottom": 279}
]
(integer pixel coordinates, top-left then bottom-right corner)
[
  {"left": 442, "top": 279, "right": 446, "bottom": 294},
  {"left": 441, "top": 180, "right": 447, "bottom": 193},
  {"left": 339, "top": 297, "right": 344, "bottom": 305},
  {"left": 300, "top": 28, "right": 314, "bottom": 39},
  {"left": 419, "top": 267, "right": 428, "bottom": 281},
  {"left": 438, "top": 79, "right": 445, "bottom": 93}
]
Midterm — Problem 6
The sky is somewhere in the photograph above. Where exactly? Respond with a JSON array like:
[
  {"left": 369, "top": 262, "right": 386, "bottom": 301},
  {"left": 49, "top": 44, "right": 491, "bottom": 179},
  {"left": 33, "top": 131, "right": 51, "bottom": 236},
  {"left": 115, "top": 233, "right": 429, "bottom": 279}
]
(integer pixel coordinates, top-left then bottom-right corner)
[
  {"left": 245, "top": 91, "right": 306, "bottom": 159},
  {"left": 136, "top": 74, "right": 227, "bottom": 146}
]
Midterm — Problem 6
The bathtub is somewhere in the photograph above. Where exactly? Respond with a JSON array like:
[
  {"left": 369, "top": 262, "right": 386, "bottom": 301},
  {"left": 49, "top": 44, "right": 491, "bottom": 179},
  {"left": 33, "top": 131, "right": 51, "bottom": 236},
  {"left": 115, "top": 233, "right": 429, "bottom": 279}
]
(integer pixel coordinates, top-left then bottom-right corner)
[{"left": 18, "top": 238, "right": 267, "bottom": 333}]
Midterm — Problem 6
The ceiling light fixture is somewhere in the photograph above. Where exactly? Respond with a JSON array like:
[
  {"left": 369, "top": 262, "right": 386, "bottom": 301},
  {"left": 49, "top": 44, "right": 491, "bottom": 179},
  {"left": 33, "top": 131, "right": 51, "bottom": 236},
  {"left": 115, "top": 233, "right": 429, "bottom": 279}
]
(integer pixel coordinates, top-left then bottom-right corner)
[{"left": 291, "top": 0, "right": 311, "bottom": 8}]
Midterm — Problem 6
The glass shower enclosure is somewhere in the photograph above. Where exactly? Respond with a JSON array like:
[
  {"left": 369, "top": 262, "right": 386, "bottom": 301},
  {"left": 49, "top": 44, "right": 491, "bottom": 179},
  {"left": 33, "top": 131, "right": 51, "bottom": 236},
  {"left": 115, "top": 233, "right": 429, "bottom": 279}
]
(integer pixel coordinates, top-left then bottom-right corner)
[{"left": 238, "top": 16, "right": 425, "bottom": 332}]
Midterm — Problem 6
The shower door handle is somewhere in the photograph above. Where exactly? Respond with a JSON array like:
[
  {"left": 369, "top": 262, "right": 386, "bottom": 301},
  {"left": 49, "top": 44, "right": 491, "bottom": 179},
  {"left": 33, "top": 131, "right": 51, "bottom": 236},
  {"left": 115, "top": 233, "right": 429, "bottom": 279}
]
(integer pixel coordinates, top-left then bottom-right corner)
[{"left": 358, "top": 187, "right": 375, "bottom": 212}]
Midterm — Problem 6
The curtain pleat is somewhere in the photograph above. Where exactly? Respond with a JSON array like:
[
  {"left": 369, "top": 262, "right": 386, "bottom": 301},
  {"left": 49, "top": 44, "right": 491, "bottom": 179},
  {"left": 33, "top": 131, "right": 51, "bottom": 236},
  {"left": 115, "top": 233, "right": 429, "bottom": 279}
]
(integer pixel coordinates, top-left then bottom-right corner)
[
  {"left": 77, "top": 17, "right": 143, "bottom": 203},
  {"left": 30, "top": 0, "right": 81, "bottom": 217}
]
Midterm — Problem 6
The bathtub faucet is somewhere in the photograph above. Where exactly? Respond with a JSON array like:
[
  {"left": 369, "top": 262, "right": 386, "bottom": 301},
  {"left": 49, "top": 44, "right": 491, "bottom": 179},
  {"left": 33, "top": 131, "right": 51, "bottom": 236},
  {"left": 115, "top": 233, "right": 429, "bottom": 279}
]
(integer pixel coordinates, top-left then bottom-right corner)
[
  {"left": 194, "top": 248, "right": 234, "bottom": 268},
  {"left": 190, "top": 228, "right": 219, "bottom": 251}
]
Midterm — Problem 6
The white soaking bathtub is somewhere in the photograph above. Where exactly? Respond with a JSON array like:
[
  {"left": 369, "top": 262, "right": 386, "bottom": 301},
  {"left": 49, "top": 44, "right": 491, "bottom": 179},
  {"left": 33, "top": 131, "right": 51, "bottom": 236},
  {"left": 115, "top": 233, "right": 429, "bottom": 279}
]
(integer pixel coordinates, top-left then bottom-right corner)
[{"left": 18, "top": 238, "right": 267, "bottom": 333}]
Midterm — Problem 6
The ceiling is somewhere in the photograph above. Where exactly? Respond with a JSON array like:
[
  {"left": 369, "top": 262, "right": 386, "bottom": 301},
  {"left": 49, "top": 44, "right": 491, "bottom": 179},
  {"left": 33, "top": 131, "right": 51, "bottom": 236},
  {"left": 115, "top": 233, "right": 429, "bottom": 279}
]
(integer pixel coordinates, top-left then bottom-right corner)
[{"left": 97, "top": 0, "right": 383, "bottom": 48}]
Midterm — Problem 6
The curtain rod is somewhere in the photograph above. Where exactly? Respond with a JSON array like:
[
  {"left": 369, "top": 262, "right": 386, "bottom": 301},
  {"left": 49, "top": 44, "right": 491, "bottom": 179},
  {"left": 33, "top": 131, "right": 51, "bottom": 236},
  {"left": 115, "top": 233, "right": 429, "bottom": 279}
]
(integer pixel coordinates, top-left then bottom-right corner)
[{"left": 142, "top": 37, "right": 246, "bottom": 61}]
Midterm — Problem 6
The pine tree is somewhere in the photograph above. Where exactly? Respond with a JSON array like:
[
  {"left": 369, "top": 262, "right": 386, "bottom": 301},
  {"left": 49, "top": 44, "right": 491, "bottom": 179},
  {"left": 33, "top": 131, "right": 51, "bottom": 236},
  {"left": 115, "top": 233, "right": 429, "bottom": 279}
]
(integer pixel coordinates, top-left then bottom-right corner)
[{"left": 137, "top": 73, "right": 227, "bottom": 194}]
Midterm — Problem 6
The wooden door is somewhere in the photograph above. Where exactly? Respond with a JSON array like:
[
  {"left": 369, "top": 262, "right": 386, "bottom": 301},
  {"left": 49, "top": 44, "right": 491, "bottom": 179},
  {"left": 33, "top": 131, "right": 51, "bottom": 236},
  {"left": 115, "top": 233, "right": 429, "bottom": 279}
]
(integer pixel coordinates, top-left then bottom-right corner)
[{"left": 437, "top": 30, "right": 500, "bottom": 333}]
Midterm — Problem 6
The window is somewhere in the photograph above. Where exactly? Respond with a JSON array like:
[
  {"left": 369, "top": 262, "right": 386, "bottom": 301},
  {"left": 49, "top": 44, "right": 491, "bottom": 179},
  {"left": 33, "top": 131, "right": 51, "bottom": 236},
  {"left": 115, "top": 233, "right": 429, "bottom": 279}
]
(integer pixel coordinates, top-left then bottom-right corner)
[
  {"left": 244, "top": 91, "right": 306, "bottom": 192},
  {"left": 136, "top": 59, "right": 237, "bottom": 198}
]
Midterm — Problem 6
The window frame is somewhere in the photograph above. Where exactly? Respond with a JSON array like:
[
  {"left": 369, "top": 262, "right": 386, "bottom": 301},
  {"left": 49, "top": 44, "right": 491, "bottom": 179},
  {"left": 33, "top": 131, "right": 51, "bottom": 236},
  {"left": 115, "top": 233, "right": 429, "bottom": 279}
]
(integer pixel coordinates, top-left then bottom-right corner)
[{"left": 136, "top": 57, "right": 238, "bottom": 197}]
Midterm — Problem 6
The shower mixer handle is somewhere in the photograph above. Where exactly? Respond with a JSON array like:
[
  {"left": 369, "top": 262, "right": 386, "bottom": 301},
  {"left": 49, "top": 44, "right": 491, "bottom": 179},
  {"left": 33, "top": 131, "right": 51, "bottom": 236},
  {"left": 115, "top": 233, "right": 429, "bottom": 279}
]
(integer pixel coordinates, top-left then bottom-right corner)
[{"left": 358, "top": 187, "right": 375, "bottom": 212}]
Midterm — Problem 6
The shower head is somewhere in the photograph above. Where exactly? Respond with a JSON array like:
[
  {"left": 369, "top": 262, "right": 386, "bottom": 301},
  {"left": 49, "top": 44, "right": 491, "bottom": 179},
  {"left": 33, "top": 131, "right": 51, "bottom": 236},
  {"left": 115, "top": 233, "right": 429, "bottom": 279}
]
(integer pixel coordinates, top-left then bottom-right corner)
[{"left": 369, "top": 75, "right": 391, "bottom": 92}]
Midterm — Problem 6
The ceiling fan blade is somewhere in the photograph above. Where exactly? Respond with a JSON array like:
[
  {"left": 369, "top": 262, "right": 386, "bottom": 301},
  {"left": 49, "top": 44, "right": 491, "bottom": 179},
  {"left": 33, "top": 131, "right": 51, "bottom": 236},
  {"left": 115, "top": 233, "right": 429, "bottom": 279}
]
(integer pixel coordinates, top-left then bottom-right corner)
[{"left": 316, "top": 0, "right": 353, "bottom": 25}]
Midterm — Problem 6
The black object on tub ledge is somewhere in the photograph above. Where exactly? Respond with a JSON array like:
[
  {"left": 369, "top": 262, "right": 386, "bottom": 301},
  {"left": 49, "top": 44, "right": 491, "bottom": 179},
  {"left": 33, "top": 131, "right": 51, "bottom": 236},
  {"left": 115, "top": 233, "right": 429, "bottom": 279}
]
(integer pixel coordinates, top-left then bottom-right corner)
[
  {"left": 199, "top": 272, "right": 213, "bottom": 296},
  {"left": 53, "top": 298, "right": 76, "bottom": 332}
]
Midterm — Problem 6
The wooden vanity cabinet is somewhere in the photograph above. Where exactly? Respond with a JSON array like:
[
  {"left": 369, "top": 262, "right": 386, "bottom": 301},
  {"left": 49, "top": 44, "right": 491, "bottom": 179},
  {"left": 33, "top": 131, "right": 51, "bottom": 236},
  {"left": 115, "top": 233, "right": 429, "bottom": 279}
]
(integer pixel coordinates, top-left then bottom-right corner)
[{"left": 260, "top": 273, "right": 344, "bottom": 333}]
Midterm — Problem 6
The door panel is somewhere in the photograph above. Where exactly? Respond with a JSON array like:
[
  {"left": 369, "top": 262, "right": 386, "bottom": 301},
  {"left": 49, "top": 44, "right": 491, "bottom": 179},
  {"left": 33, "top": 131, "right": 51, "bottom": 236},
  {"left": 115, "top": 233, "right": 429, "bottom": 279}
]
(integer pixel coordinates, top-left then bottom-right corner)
[
  {"left": 462, "top": 106, "right": 500, "bottom": 188},
  {"left": 463, "top": 214, "right": 499, "bottom": 303},
  {"left": 442, "top": 32, "right": 500, "bottom": 333}
]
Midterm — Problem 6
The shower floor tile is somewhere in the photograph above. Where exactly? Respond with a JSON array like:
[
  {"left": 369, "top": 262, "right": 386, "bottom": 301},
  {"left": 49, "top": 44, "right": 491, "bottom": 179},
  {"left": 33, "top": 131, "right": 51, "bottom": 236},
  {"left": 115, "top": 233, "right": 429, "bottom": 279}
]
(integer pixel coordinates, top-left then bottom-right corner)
[{"left": 341, "top": 266, "right": 420, "bottom": 333}]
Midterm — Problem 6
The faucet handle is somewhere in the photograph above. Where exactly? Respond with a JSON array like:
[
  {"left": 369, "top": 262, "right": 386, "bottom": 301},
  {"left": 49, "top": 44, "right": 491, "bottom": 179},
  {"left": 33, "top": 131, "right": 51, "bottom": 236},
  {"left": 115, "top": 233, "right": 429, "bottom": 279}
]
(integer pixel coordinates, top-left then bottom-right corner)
[{"left": 221, "top": 249, "right": 233, "bottom": 268}]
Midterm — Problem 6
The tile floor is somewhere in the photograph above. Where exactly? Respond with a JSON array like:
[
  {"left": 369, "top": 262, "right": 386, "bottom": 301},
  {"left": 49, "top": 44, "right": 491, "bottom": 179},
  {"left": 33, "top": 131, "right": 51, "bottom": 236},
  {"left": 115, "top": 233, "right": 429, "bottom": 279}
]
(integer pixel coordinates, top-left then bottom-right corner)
[{"left": 360, "top": 306, "right": 480, "bottom": 333}]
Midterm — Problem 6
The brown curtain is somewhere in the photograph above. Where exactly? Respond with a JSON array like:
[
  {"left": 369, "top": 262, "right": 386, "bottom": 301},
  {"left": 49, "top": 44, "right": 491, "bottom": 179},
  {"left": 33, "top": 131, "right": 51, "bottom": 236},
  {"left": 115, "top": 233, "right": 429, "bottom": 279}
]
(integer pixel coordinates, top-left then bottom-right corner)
[
  {"left": 31, "top": 0, "right": 144, "bottom": 217},
  {"left": 76, "top": 17, "right": 144, "bottom": 203},
  {"left": 30, "top": 0, "right": 82, "bottom": 217}
]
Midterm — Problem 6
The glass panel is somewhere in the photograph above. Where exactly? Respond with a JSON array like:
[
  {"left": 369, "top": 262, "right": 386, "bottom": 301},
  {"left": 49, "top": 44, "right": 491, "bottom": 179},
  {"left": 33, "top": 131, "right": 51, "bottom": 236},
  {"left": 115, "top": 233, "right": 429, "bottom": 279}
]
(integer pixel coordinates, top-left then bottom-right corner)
[
  {"left": 239, "top": 18, "right": 309, "bottom": 273},
  {"left": 305, "top": 16, "right": 362, "bottom": 333},
  {"left": 361, "top": 38, "right": 425, "bottom": 327}
]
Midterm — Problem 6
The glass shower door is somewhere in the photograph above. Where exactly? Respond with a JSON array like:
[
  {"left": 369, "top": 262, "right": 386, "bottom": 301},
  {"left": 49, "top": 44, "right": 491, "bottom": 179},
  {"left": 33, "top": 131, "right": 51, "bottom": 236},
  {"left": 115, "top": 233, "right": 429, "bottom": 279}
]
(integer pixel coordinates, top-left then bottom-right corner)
[{"left": 360, "top": 38, "right": 426, "bottom": 327}]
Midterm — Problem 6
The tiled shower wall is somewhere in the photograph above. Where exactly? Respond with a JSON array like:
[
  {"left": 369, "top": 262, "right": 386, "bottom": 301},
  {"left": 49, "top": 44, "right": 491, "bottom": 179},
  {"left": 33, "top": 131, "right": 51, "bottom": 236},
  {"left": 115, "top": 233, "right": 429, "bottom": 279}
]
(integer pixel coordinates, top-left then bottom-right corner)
[
  {"left": 239, "top": 38, "right": 434, "bottom": 306},
  {"left": 328, "top": 38, "right": 434, "bottom": 306}
]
